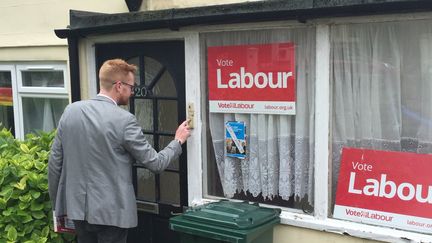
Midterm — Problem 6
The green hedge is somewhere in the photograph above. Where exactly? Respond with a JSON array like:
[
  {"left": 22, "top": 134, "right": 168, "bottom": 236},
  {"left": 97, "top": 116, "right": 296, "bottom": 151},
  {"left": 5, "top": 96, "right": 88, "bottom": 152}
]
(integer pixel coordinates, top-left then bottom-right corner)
[{"left": 0, "top": 129, "right": 75, "bottom": 243}]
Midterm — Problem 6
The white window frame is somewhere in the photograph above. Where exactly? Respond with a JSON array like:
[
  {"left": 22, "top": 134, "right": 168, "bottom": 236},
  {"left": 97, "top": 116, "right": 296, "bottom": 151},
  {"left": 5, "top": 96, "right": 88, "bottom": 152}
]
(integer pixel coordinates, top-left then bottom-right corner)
[
  {"left": 16, "top": 64, "right": 69, "bottom": 94},
  {"left": 0, "top": 63, "right": 69, "bottom": 139},
  {"left": 193, "top": 14, "right": 432, "bottom": 243},
  {"left": 83, "top": 12, "right": 432, "bottom": 242}
]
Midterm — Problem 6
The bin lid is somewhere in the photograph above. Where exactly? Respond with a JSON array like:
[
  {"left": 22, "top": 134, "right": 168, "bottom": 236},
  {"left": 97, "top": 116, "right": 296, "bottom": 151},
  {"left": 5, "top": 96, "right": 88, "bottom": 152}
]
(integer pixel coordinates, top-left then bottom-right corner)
[{"left": 182, "top": 200, "right": 281, "bottom": 229}]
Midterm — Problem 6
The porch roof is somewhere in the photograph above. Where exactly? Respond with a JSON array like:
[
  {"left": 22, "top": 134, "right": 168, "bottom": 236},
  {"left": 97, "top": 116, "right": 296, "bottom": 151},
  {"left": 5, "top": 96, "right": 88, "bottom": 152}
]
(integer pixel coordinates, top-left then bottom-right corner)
[{"left": 55, "top": 0, "right": 432, "bottom": 38}]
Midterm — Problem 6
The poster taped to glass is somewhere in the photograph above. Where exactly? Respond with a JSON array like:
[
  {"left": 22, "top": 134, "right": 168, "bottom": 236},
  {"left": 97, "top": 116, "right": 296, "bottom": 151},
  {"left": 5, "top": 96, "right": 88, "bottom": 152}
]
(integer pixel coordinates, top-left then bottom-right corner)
[{"left": 225, "top": 121, "right": 246, "bottom": 159}]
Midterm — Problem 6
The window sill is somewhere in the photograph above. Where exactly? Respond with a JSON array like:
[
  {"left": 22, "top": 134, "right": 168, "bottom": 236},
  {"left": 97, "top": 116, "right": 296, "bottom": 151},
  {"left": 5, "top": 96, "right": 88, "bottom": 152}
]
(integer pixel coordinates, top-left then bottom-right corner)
[{"left": 280, "top": 211, "right": 432, "bottom": 243}]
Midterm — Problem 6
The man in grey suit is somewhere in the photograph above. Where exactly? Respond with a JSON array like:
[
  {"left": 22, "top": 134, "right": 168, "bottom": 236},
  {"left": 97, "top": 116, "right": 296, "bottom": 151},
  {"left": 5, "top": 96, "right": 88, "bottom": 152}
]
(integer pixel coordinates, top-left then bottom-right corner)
[{"left": 48, "top": 59, "right": 191, "bottom": 243}]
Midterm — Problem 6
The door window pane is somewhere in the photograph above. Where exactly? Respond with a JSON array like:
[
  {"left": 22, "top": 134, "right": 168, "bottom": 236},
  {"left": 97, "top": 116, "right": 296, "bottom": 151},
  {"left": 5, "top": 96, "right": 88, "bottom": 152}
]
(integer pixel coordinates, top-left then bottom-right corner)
[
  {"left": 144, "top": 57, "right": 163, "bottom": 86},
  {"left": 160, "top": 171, "right": 180, "bottom": 205},
  {"left": 21, "top": 71, "right": 64, "bottom": 87},
  {"left": 137, "top": 168, "right": 156, "bottom": 201},
  {"left": 153, "top": 71, "right": 177, "bottom": 97},
  {"left": 22, "top": 97, "right": 68, "bottom": 134},
  {"left": 158, "top": 100, "right": 178, "bottom": 132},
  {"left": 135, "top": 99, "right": 153, "bottom": 130},
  {"left": 0, "top": 71, "right": 14, "bottom": 134},
  {"left": 127, "top": 57, "right": 141, "bottom": 85}
]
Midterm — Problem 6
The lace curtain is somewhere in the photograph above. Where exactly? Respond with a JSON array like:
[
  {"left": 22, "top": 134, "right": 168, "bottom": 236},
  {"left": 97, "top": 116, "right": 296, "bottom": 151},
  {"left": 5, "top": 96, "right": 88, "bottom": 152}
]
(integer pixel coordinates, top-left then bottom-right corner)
[
  {"left": 204, "top": 27, "right": 316, "bottom": 204},
  {"left": 22, "top": 98, "right": 64, "bottom": 133},
  {"left": 331, "top": 20, "right": 432, "bottom": 198},
  {"left": 21, "top": 72, "right": 67, "bottom": 134}
]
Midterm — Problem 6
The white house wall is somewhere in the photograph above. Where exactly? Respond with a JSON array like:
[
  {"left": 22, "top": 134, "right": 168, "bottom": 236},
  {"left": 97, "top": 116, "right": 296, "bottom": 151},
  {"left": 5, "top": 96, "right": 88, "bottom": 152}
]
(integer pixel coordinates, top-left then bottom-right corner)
[
  {"left": 0, "top": 0, "right": 128, "bottom": 48},
  {"left": 0, "top": 46, "right": 67, "bottom": 62}
]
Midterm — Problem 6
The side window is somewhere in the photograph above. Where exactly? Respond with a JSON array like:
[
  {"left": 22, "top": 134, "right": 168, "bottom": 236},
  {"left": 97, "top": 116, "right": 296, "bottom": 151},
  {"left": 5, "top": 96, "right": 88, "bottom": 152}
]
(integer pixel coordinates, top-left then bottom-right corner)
[
  {"left": 330, "top": 19, "right": 432, "bottom": 233},
  {"left": 0, "top": 64, "right": 69, "bottom": 139},
  {"left": 203, "top": 27, "right": 316, "bottom": 211},
  {"left": 17, "top": 65, "right": 69, "bottom": 137}
]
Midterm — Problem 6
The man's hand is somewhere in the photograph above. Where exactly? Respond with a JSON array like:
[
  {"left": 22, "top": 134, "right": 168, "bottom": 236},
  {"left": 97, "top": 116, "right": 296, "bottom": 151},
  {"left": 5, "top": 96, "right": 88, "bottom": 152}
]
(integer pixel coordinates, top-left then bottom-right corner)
[{"left": 174, "top": 120, "right": 191, "bottom": 144}]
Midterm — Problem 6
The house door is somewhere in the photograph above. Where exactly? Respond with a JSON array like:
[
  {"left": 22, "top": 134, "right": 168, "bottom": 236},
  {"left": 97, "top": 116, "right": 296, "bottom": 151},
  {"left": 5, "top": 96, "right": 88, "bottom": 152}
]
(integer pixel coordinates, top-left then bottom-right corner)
[{"left": 95, "top": 41, "right": 187, "bottom": 243}]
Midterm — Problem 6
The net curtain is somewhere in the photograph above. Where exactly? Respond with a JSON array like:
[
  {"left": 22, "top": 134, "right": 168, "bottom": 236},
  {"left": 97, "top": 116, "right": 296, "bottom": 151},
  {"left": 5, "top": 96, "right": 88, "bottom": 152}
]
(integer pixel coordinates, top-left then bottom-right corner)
[
  {"left": 331, "top": 20, "right": 432, "bottom": 196},
  {"left": 204, "top": 27, "right": 316, "bottom": 203}
]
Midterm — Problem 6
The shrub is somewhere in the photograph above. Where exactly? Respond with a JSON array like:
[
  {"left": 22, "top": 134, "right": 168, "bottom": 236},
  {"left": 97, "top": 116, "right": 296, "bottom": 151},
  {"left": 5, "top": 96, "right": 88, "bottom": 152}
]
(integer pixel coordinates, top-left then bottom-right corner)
[{"left": 0, "top": 129, "right": 75, "bottom": 243}]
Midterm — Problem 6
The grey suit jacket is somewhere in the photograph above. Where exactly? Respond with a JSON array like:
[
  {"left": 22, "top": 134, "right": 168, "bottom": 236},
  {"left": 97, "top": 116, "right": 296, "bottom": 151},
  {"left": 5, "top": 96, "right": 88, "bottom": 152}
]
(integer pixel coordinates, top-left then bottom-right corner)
[{"left": 48, "top": 95, "right": 182, "bottom": 228}]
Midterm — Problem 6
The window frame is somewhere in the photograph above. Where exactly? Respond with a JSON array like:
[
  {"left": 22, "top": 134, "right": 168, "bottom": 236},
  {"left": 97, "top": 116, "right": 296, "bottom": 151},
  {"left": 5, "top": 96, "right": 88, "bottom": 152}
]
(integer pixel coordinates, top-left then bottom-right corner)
[
  {"left": 16, "top": 64, "right": 69, "bottom": 94},
  {"left": 200, "top": 26, "right": 318, "bottom": 210},
  {"left": 194, "top": 14, "right": 432, "bottom": 243},
  {"left": 0, "top": 63, "right": 69, "bottom": 139}
]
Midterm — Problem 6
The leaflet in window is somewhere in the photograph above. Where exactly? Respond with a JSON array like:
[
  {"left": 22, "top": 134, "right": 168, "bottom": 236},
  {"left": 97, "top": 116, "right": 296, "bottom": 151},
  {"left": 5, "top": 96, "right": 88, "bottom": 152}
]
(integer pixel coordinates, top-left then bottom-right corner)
[{"left": 225, "top": 121, "right": 246, "bottom": 159}]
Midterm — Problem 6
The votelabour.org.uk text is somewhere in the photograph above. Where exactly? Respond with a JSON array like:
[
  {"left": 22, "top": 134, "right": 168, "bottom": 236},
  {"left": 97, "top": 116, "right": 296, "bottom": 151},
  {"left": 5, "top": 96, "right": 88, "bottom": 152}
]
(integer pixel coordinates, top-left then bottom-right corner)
[{"left": 345, "top": 208, "right": 393, "bottom": 222}]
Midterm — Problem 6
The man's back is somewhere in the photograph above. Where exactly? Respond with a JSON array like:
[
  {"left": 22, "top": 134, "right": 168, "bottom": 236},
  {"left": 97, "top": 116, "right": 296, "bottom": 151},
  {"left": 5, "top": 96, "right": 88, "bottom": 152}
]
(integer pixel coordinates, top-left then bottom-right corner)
[
  {"left": 50, "top": 96, "right": 139, "bottom": 227},
  {"left": 49, "top": 95, "right": 182, "bottom": 228}
]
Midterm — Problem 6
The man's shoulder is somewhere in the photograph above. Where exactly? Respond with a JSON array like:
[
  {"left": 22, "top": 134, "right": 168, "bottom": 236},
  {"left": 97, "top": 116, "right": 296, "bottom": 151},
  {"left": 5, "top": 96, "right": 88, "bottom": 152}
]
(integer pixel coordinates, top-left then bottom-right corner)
[
  {"left": 64, "top": 99, "right": 92, "bottom": 111},
  {"left": 67, "top": 98, "right": 114, "bottom": 108},
  {"left": 62, "top": 100, "right": 84, "bottom": 111},
  {"left": 65, "top": 99, "right": 135, "bottom": 120}
]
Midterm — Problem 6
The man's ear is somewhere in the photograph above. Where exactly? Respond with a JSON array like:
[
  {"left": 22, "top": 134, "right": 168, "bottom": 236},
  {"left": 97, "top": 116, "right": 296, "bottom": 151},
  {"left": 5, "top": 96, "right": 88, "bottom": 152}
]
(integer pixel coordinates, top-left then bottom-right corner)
[{"left": 113, "top": 81, "right": 120, "bottom": 92}]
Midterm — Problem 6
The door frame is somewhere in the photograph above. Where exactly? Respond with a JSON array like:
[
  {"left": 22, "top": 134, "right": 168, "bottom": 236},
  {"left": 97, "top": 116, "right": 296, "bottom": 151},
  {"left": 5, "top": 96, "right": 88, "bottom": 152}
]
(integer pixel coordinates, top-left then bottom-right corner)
[{"left": 82, "top": 31, "right": 203, "bottom": 207}]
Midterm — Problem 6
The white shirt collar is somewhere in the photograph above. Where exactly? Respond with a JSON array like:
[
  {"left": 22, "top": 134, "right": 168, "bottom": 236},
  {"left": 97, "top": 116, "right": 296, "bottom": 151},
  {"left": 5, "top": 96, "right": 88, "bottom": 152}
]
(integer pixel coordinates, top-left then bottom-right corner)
[{"left": 97, "top": 94, "right": 117, "bottom": 105}]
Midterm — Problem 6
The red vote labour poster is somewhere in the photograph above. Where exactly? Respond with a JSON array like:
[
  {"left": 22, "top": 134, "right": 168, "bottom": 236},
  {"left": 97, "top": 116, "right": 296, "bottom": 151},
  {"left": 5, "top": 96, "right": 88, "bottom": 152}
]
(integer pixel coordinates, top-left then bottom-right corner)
[
  {"left": 334, "top": 147, "right": 432, "bottom": 234},
  {"left": 208, "top": 43, "right": 296, "bottom": 115}
]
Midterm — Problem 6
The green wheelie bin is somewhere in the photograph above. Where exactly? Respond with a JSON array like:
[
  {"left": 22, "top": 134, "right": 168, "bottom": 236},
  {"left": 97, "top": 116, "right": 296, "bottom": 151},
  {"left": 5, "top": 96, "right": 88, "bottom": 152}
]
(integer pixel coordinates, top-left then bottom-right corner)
[{"left": 169, "top": 200, "right": 281, "bottom": 243}]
